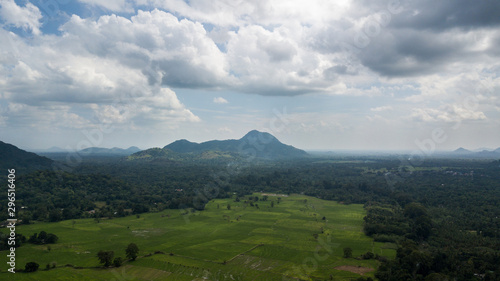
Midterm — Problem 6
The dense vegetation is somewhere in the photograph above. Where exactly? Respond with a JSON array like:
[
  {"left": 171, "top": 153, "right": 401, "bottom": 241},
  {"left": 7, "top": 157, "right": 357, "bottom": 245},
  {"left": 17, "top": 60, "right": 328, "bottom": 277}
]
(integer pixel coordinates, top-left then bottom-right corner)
[{"left": 0, "top": 155, "right": 499, "bottom": 279}]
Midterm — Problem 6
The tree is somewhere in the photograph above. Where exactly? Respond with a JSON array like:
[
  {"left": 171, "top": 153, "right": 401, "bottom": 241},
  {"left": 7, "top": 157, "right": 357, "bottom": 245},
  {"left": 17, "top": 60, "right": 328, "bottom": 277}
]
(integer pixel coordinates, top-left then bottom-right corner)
[
  {"left": 404, "top": 203, "right": 427, "bottom": 219},
  {"left": 49, "top": 209, "right": 62, "bottom": 222},
  {"left": 27, "top": 231, "right": 58, "bottom": 245},
  {"left": 126, "top": 243, "right": 139, "bottom": 261},
  {"left": 97, "top": 250, "right": 114, "bottom": 267},
  {"left": 343, "top": 247, "right": 352, "bottom": 258},
  {"left": 28, "top": 233, "right": 38, "bottom": 244},
  {"left": 38, "top": 231, "right": 48, "bottom": 243},
  {"left": 113, "top": 257, "right": 123, "bottom": 267},
  {"left": 25, "top": 262, "right": 39, "bottom": 272},
  {"left": 46, "top": 233, "right": 58, "bottom": 244},
  {"left": 361, "top": 251, "right": 375, "bottom": 260}
]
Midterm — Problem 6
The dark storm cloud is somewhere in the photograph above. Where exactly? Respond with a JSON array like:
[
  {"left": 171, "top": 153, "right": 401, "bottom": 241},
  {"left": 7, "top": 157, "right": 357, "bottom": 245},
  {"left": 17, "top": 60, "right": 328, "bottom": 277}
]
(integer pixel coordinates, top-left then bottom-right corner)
[
  {"left": 352, "top": 0, "right": 500, "bottom": 30},
  {"left": 358, "top": 29, "right": 469, "bottom": 77},
  {"left": 389, "top": 0, "right": 500, "bottom": 31},
  {"left": 349, "top": 0, "right": 500, "bottom": 77}
]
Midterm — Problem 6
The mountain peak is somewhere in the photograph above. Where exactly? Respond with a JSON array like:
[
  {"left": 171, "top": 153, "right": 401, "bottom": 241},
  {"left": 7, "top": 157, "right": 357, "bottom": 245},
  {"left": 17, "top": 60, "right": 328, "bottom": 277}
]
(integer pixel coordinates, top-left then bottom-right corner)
[
  {"left": 454, "top": 147, "right": 471, "bottom": 153},
  {"left": 163, "top": 139, "right": 199, "bottom": 152},
  {"left": 241, "top": 130, "right": 278, "bottom": 142}
]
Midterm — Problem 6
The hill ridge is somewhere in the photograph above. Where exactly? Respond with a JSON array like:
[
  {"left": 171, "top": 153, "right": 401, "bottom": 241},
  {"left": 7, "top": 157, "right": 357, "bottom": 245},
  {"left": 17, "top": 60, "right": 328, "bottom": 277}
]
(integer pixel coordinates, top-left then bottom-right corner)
[{"left": 0, "top": 140, "right": 54, "bottom": 173}]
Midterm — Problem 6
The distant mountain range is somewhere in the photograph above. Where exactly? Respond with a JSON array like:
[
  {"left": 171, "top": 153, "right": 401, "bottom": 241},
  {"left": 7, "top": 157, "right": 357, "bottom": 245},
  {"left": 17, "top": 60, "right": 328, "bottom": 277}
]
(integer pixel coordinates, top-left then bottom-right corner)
[
  {"left": 34, "top": 146, "right": 141, "bottom": 156},
  {"left": 0, "top": 141, "right": 54, "bottom": 173},
  {"left": 79, "top": 146, "right": 141, "bottom": 156},
  {"left": 452, "top": 147, "right": 500, "bottom": 158},
  {"left": 129, "top": 130, "right": 308, "bottom": 161}
]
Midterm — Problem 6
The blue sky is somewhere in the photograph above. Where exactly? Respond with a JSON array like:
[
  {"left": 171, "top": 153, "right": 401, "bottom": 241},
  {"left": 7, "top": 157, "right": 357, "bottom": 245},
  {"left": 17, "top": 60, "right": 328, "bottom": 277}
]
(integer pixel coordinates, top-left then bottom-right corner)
[{"left": 0, "top": 0, "right": 499, "bottom": 151}]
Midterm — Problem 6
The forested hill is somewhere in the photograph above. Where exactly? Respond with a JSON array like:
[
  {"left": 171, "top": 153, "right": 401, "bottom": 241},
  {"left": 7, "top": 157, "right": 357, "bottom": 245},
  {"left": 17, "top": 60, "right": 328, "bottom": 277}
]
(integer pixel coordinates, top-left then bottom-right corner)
[
  {"left": 129, "top": 130, "right": 308, "bottom": 161},
  {"left": 0, "top": 140, "right": 53, "bottom": 173},
  {"left": 163, "top": 130, "right": 308, "bottom": 160}
]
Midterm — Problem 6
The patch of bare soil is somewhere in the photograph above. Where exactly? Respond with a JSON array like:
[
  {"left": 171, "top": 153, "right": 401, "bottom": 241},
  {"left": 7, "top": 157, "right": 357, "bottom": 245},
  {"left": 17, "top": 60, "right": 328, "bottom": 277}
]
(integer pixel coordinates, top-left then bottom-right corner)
[{"left": 334, "top": 265, "right": 374, "bottom": 276}]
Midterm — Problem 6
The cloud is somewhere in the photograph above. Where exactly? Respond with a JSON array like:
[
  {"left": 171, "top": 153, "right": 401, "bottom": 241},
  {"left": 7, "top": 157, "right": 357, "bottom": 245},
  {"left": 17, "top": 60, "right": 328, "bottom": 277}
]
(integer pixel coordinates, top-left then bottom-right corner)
[
  {"left": 90, "top": 88, "right": 200, "bottom": 127},
  {"left": 371, "top": 105, "right": 393, "bottom": 112},
  {"left": 60, "top": 10, "right": 231, "bottom": 89},
  {"left": 411, "top": 105, "right": 486, "bottom": 124},
  {"left": 389, "top": 0, "right": 500, "bottom": 31},
  {"left": 225, "top": 23, "right": 342, "bottom": 95},
  {"left": 3, "top": 1, "right": 497, "bottom": 99},
  {"left": 213, "top": 97, "right": 228, "bottom": 104},
  {"left": 0, "top": 0, "right": 42, "bottom": 35},
  {"left": 136, "top": 0, "right": 351, "bottom": 27},
  {"left": 78, "top": 0, "right": 135, "bottom": 13},
  {"left": 0, "top": 11, "right": 203, "bottom": 130},
  {"left": 357, "top": 28, "right": 493, "bottom": 77},
  {"left": 4, "top": 103, "right": 91, "bottom": 129}
]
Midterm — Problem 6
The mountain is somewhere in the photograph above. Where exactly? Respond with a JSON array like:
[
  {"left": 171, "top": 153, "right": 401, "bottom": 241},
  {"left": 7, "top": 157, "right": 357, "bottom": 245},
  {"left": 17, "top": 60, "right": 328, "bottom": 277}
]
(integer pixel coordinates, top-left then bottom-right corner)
[
  {"left": 476, "top": 150, "right": 500, "bottom": 158},
  {"left": 131, "top": 130, "right": 308, "bottom": 161},
  {"left": 79, "top": 146, "right": 141, "bottom": 156},
  {"left": 164, "top": 139, "right": 201, "bottom": 153},
  {"left": 450, "top": 147, "right": 500, "bottom": 159},
  {"left": 453, "top": 147, "right": 471, "bottom": 154},
  {"left": 0, "top": 141, "right": 54, "bottom": 173},
  {"left": 164, "top": 130, "right": 308, "bottom": 160}
]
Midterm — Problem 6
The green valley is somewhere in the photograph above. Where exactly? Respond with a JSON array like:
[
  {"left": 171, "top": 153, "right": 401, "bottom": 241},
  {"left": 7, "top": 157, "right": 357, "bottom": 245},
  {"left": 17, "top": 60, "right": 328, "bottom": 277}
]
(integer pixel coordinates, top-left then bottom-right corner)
[{"left": 1, "top": 194, "right": 394, "bottom": 280}]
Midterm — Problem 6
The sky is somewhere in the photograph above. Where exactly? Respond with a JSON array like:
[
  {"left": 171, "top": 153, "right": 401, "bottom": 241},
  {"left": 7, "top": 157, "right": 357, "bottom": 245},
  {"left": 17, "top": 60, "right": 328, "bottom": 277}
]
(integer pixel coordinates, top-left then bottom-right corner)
[{"left": 0, "top": 0, "right": 499, "bottom": 152}]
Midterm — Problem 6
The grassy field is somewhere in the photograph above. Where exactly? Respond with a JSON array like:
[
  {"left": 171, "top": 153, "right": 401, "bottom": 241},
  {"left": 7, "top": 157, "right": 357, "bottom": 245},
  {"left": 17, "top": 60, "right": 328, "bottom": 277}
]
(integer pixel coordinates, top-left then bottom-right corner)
[{"left": 1, "top": 194, "right": 395, "bottom": 280}]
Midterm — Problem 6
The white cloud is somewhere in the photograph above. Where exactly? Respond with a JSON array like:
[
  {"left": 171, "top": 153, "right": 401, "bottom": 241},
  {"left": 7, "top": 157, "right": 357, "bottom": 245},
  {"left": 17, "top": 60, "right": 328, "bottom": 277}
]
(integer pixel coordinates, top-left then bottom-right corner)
[
  {"left": 226, "top": 23, "right": 339, "bottom": 95},
  {"left": 213, "top": 97, "right": 228, "bottom": 104},
  {"left": 78, "top": 0, "right": 135, "bottom": 13},
  {"left": 136, "top": 0, "right": 351, "bottom": 27},
  {"left": 0, "top": 11, "right": 204, "bottom": 130},
  {"left": 60, "top": 10, "right": 231, "bottom": 88},
  {"left": 370, "top": 105, "right": 393, "bottom": 112},
  {"left": 0, "top": 0, "right": 42, "bottom": 35},
  {"left": 90, "top": 87, "right": 199, "bottom": 128},
  {"left": 5, "top": 103, "right": 91, "bottom": 129},
  {"left": 411, "top": 105, "right": 487, "bottom": 123}
]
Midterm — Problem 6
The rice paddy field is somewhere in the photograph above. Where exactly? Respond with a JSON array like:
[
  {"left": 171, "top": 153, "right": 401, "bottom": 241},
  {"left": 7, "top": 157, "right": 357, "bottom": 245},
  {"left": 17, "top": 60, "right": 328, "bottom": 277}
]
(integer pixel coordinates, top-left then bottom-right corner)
[{"left": 1, "top": 194, "right": 396, "bottom": 280}]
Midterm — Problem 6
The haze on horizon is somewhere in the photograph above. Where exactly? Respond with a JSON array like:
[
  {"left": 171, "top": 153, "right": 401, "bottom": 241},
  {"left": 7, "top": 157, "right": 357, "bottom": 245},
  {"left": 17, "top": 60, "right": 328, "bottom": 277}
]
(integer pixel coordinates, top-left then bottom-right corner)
[{"left": 0, "top": 0, "right": 499, "bottom": 152}]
